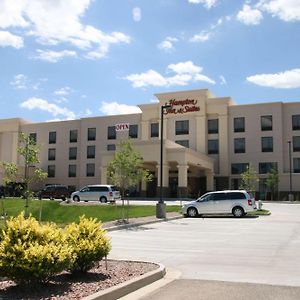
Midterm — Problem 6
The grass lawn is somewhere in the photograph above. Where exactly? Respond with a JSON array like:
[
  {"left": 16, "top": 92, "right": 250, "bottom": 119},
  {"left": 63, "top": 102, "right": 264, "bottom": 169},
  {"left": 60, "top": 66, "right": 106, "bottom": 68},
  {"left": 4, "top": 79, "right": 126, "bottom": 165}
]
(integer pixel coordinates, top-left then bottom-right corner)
[
  {"left": 248, "top": 209, "right": 271, "bottom": 216},
  {"left": 0, "top": 198, "right": 180, "bottom": 227}
]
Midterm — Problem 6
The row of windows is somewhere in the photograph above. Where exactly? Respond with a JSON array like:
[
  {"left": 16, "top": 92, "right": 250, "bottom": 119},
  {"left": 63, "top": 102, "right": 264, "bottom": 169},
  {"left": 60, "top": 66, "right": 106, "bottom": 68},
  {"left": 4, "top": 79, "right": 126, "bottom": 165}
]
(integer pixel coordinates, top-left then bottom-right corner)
[{"left": 47, "top": 163, "right": 95, "bottom": 178}]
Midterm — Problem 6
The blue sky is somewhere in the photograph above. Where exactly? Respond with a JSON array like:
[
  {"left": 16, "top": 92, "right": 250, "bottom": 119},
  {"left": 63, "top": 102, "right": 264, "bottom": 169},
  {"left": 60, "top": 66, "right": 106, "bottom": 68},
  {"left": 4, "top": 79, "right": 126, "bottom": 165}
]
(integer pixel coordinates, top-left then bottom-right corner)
[{"left": 0, "top": 0, "right": 299, "bottom": 122}]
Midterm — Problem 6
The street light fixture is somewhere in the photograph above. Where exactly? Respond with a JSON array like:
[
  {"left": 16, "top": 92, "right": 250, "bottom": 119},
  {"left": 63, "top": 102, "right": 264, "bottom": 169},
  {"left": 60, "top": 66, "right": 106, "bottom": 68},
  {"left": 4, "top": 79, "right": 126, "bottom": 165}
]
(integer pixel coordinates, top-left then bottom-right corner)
[
  {"left": 156, "top": 104, "right": 171, "bottom": 219},
  {"left": 288, "top": 140, "right": 293, "bottom": 201}
]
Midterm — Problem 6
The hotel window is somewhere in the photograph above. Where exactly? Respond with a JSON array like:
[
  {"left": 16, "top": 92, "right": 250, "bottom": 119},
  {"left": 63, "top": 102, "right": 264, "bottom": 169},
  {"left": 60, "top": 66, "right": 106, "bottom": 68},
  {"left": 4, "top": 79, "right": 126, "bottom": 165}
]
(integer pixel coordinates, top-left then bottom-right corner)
[
  {"left": 261, "top": 137, "right": 273, "bottom": 152},
  {"left": 151, "top": 123, "right": 159, "bottom": 138},
  {"left": 49, "top": 131, "right": 56, "bottom": 144},
  {"left": 107, "top": 126, "right": 116, "bottom": 140},
  {"left": 29, "top": 133, "right": 37, "bottom": 144},
  {"left": 47, "top": 165, "right": 55, "bottom": 178},
  {"left": 208, "top": 119, "right": 218, "bottom": 134},
  {"left": 261, "top": 115, "right": 272, "bottom": 131},
  {"left": 175, "top": 120, "right": 189, "bottom": 135},
  {"left": 234, "top": 117, "right": 245, "bottom": 132},
  {"left": 48, "top": 148, "right": 56, "bottom": 161},
  {"left": 259, "top": 162, "right": 277, "bottom": 174},
  {"left": 88, "top": 128, "right": 96, "bottom": 141},
  {"left": 208, "top": 139, "right": 219, "bottom": 154},
  {"left": 292, "top": 115, "right": 300, "bottom": 130},
  {"left": 175, "top": 140, "right": 189, "bottom": 148},
  {"left": 234, "top": 138, "right": 245, "bottom": 153},
  {"left": 70, "top": 130, "right": 78, "bottom": 143},
  {"left": 293, "top": 136, "right": 300, "bottom": 152},
  {"left": 86, "top": 163, "right": 95, "bottom": 177},
  {"left": 294, "top": 158, "right": 300, "bottom": 173},
  {"left": 107, "top": 144, "right": 116, "bottom": 151},
  {"left": 69, "top": 147, "right": 77, "bottom": 160},
  {"left": 129, "top": 125, "right": 138, "bottom": 138},
  {"left": 87, "top": 145, "right": 95, "bottom": 159},
  {"left": 231, "top": 163, "right": 249, "bottom": 175},
  {"left": 68, "top": 164, "right": 76, "bottom": 177}
]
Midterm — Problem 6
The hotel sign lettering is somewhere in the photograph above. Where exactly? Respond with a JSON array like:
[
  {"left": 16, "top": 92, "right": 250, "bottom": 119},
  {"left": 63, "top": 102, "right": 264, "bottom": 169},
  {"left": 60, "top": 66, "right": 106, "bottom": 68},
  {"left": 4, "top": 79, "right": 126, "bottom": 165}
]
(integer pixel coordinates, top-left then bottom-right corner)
[
  {"left": 115, "top": 123, "right": 129, "bottom": 131},
  {"left": 164, "top": 99, "right": 200, "bottom": 115}
]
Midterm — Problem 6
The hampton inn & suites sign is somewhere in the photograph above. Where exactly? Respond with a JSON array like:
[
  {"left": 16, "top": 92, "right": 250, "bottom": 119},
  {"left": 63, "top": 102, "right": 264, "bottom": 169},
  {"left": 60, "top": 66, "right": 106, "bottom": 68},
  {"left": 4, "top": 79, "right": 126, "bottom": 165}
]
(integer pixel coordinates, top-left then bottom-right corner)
[{"left": 164, "top": 99, "right": 200, "bottom": 115}]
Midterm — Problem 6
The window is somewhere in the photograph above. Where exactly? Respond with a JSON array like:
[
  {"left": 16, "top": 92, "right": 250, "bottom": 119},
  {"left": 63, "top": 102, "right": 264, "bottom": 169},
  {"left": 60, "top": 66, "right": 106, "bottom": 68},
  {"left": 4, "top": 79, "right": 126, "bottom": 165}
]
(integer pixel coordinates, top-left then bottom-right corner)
[
  {"left": 227, "top": 192, "right": 246, "bottom": 200},
  {"left": 293, "top": 136, "right": 300, "bottom": 152},
  {"left": 234, "top": 117, "right": 245, "bottom": 132},
  {"left": 69, "top": 147, "right": 77, "bottom": 160},
  {"left": 208, "top": 119, "right": 218, "bottom": 134},
  {"left": 208, "top": 139, "right": 219, "bottom": 154},
  {"left": 88, "top": 128, "right": 96, "bottom": 141},
  {"left": 86, "top": 163, "right": 95, "bottom": 177},
  {"left": 87, "top": 145, "right": 95, "bottom": 159},
  {"left": 49, "top": 131, "right": 56, "bottom": 144},
  {"left": 107, "top": 126, "right": 116, "bottom": 140},
  {"left": 47, "top": 165, "right": 55, "bottom": 178},
  {"left": 292, "top": 115, "right": 300, "bottom": 130},
  {"left": 68, "top": 165, "right": 76, "bottom": 177},
  {"left": 259, "top": 162, "right": 277, "bottom": 174},
  {"left": 29, "top": 133, "right": 37, "bottom": 144},
  {"left": 69, "top": 130, "right": 78, "bottom": 143},
  {"left": 175, "top": 120, "right": 189, "bottom": 135},
  {"left": 261, "top": 115, "right": 272, "bottom": 131},
  {"left": 175, "top": 140, "right": 189, "bottom": 148},
  {"left": 261, "top": 137, "right": 273, "bottom": 152},
  {"left": 294, "top": 158, "right": 300, "bottom": 173},
  {"left": 129, "top": 125, "right": 138, "bottom": 138},
  {"left": 151, "top": 123, "right": 159, "bottom": 138},
  {"left": 231, "top": 163, "right": 249, "bottom": 174},
  {"left": 234, "top": 138, "right": 245, "bottom": 153},
  {"left": 211, "top": 193, "right": 227, "bottom": 201},
  {"left": 48, "top": 148, "right": 56, "bottom": 161},
  {"left": 107, "top": 144, "right": 116, "bottom": 151}
]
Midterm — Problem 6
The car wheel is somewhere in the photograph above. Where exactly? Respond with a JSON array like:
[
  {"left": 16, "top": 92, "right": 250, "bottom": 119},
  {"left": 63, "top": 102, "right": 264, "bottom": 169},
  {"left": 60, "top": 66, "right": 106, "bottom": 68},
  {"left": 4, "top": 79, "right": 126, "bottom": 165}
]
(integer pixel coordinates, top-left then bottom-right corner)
[
  {"left": 232, "top": 206, "right": 244, "bottom": 217},
  {"left": 187, "top": 207, "right": 198, "bottom": 218},
  {"left": 61, "top": 196, "right": 66, "bottom": 201},
  {"left": 100, "top": 196, "right": 107, "bottom": 203},
  {"left": 73, "top": 195, "right": 80, "bottom": 202}
]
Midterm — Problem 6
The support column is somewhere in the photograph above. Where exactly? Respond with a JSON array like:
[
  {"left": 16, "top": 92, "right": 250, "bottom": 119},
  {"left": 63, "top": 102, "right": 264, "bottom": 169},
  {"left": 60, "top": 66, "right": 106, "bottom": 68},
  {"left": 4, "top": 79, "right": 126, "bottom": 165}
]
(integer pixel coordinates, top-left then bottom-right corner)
[
  {"left": 177, "top": 164, "right": 189, "bottom": 198},
  {"left": 141, "top": 120, "right": 149, "bottom": 141},
  {"left": 140, "top": 180, "right": 147, "bottom": 197},
  {"left": 100, "top": 166, "right": 107, "bottom": 184},
  {"left": 196, "top": 116, "right": 207, "bottom": 154},
  {"left": 219, "top": 115, "right": 229, "bottom": 176},
  {"left": 205, "top": 169, "right": 214, "bottom": 192},
  {"left": 156, "top": 164, "right": 169, "bottom": 197}
]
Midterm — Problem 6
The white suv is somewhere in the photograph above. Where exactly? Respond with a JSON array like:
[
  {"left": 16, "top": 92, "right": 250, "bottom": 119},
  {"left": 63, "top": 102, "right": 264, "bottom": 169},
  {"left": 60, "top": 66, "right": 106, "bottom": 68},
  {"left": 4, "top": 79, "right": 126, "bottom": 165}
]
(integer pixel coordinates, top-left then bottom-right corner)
[
  {"left": 182, "top": 190, "right": 257, "bottom": 217},
  {"left": 71, "top": 185, "right": 121, "bottom": 203}
]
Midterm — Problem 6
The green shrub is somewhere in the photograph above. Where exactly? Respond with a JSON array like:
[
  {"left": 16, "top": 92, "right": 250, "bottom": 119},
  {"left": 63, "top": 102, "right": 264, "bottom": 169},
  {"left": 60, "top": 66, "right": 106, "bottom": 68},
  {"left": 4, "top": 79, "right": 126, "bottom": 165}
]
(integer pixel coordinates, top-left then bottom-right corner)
[
  {"left": 65, "top": 216, "right": 111, "bottom": 274},
  {"left": 0, "top": 213, "right": 74, "bottom": 283}
]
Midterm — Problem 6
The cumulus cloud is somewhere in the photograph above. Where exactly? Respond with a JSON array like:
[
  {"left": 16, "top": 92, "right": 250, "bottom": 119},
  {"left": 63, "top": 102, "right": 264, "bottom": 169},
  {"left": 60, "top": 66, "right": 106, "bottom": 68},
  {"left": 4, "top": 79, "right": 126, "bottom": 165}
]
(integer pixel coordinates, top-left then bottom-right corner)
[
  {"left": 188, "top": 0, "right": 217, "bottom": 9},
  {"left": 54, "top": 86, "right": 73, "bottom": 96},
  {"left": 132, "top": 7, "right": 142, "bottom": 22},
  {"left": 247, "top": 69, "right": 300, "bottom": 88},
  {"left": 157, "top": 37, "right": 178, "bottom": 52},
  {"left": 237, "top": 4, "right": 263, "bottom": 25},
  {"left": 20, "top": 97, "right": 76, "bottom": 119},
  {"left": 124, "top": 61, "right": 215, "bottom": 88},
  {"left": 35, "top": 49, "right": 77, "bottom": 63},
  {"left": 190, "top": 31, "right": 212, "bottom": 42},
  {"left": 0, "top": 30, "right": 23, "bottom": 48},
  {"left": 99, "top": 101, "right": 142, "bottom": 115},
  {"left": 10, "top": 74, "right": 28, "bottom": 89}
]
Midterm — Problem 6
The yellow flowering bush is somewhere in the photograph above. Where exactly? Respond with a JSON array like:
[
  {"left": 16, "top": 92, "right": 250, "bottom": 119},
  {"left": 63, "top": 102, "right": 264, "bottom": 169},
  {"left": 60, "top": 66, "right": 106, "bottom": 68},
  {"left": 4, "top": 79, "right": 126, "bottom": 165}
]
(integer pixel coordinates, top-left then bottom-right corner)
[
  {"left": 0, "top": 213, "right": 75, "bottom": 283},
  {"left": 65, "top": 216, "right": 111, "bottom": 273}
]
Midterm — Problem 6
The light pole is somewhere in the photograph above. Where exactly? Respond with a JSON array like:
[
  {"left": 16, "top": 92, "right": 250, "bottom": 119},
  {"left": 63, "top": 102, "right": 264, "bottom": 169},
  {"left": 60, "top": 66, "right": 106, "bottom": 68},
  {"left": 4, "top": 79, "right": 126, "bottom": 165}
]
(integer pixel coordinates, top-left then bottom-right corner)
[
  {"left": 288, "top": 140, "right": 293, "bottom": 201},
  {"left": 156, "top": 104, "right": 171, "bottom": 219}
]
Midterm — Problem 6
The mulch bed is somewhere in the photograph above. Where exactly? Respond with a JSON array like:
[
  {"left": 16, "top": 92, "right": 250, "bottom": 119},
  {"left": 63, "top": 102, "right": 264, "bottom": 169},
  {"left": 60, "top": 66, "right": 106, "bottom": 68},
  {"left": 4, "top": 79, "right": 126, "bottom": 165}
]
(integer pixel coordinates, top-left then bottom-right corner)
[{"left": 0, "top": 260, "right": 159, "bottom": 300}]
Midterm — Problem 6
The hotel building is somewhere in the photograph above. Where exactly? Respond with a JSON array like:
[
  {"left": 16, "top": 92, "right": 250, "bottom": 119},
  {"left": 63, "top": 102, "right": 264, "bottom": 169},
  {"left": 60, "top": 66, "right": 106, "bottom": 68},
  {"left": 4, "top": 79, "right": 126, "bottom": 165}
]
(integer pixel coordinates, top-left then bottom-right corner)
[{"left": 0, "top": 89, "right": 299, "bottom": 200}]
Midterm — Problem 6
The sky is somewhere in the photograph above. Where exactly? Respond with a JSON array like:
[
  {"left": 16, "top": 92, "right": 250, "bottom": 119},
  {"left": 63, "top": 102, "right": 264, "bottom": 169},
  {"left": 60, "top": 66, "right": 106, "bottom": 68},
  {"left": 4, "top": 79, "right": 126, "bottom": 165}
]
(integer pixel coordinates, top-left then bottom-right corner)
[{"left": 0, "top": 0, "right": 299, "bottom": 122}]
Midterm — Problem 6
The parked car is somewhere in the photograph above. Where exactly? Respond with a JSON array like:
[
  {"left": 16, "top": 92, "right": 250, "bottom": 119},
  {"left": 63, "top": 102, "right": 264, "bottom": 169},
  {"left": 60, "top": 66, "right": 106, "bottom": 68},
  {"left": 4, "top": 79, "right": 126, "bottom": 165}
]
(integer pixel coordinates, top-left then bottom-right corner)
[
  {"left": 37, "top": 185, "right": 69, "bottom": 201},
  {"left": 181, "top": 190, "right": 257, "bottom": 218},
  {"left": 71, "top": 185, "right": 121, "bottom": 203}
]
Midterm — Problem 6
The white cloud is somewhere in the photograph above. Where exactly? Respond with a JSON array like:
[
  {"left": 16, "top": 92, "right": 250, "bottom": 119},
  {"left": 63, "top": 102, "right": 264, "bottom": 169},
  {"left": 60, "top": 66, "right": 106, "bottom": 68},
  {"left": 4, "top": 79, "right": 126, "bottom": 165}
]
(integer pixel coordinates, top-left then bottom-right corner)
[
  {"left": 237, "top": 4, "right": 263, "bottom": 25},
  {"left": 132, "top": 7, "right": 142, "bottom": 22},
  {"left": 220, "top": 75, "right": 227, "bottom": 85},
  {"left": 20, "top": 97, "right": 76, "bottom": 119},
  {"left": 190, "top": 31, "right": 212, "bottom": 42},
  {"left": 10, "top": 74, "right": 28, "bottom": 89},
  {"left": 35, "top": 49, "right": 77, "bottom": 63},
  {"left": 99, "top": 101, "right": 141, "bottom": 115},
  {"left": 0, "top": 30, "right": 23, "bottom": 48},
  {"left": 188, "top": 0, "right": 217, "bottom": 9},
  {"left": 124, "top": 61, "right": 215, "bottom": 88},
  {"left": 157, "top": 37, "right": 178, "bottom": 52},
  {"left": 54, "top": 86, "right": 73, "bottom": 96},
  {"left": 247, "top": 69, "right": 300, "bottom": 88},
  {"left": 258, "top": 0, "right": 300, "bottom": 22}
]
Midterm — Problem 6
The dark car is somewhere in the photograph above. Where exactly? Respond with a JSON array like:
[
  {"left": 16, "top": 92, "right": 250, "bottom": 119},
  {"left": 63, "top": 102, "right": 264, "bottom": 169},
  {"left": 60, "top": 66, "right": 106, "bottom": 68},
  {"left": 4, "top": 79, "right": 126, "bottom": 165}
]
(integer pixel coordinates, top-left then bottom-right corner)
[
  {"left": 0, "top": 185, "right": 5, "bottom": 198},
  {"left": 37, "top": 185, "right": 69, "bottom": 201}
]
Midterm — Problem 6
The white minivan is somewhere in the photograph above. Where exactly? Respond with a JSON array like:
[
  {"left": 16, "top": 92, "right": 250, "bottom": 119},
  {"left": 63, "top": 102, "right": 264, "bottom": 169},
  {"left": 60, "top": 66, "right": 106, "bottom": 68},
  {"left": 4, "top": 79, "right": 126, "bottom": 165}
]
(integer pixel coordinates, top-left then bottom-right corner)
[
  {"left": 71, "top": 185, "right": 121, "bottom": 203},
  {"left": 181, "top": 190, "right": 257, "bottom": 217}
]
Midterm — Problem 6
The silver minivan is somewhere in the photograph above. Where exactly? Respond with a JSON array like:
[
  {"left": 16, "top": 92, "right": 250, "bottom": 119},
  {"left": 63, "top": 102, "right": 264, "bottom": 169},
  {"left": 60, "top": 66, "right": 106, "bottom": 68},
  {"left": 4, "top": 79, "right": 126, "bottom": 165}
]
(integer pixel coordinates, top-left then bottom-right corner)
[
  {"left": 71, "top": 185, "right": 121, "bottom": 203},
  {"left": 182, "top": 190, "right": 257, "bottom": 217}
]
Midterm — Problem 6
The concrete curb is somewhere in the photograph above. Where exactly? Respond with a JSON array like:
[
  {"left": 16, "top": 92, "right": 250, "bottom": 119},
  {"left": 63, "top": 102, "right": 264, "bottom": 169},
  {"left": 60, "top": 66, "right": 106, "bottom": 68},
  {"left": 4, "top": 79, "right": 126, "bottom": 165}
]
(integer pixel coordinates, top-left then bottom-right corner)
[{"left": 82, "top": 262, "right": 166, "bottom": 300}]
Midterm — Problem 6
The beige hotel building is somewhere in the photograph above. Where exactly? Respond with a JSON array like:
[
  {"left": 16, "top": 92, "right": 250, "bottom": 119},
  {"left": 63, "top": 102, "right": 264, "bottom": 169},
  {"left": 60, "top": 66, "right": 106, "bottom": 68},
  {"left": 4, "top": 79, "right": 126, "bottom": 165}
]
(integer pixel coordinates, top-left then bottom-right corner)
[{"left": 0, "top": 89, "right": 300, "bottom": 200}]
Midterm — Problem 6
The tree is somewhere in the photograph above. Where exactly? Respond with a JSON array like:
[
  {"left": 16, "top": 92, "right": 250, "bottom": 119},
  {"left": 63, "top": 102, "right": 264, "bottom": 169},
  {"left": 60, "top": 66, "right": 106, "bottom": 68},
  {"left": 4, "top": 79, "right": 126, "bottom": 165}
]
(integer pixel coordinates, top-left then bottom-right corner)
[
  {"left": 1, "top": 133, "right": 47, "bottom": 218},
  {"left": 266, "top": 166, "right": 279, "bottom": 200},
  {"left": 107, "top": 140, "right": 152, "bottom": 222},
  {"left": 239, "top": 164, "right": 258, "bottom": 196}
]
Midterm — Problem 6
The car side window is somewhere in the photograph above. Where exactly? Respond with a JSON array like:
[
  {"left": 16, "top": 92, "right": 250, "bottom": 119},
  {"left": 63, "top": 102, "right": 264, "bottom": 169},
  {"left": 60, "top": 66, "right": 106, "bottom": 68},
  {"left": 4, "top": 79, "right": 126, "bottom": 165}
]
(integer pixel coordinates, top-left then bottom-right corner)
[
  {"left": 81, "top": 187, "right": 89, "bottom": 192},
  {"left": 227, "top": 192, "right": 246, "bottom": 199},
  {"left": 212, "top": 193, "right": 227, "bottom": 201}
]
